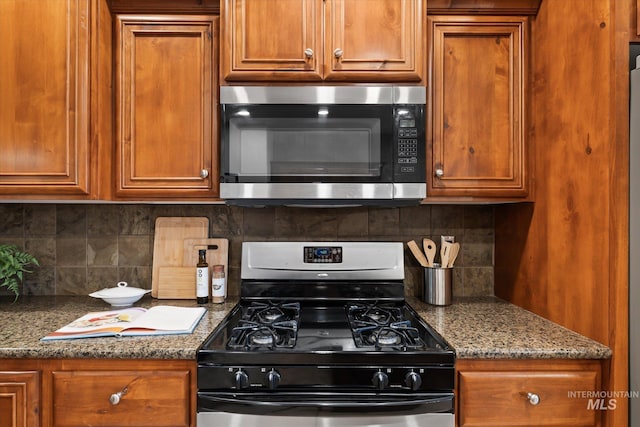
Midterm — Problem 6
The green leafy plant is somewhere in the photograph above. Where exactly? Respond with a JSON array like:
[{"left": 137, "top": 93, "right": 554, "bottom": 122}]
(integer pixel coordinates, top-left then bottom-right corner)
[{"left": 0, "top": 244, "right": 39, "bottom": 300}]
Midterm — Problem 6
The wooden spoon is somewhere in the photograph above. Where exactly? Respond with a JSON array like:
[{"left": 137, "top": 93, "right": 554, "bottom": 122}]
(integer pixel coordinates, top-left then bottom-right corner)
[
  {"left": 447, "top": 242, "right": 460, "bottom": 267},
  {"left": 422, "top": 238, "right": 436, "bottom": 267},
  {"left": 407, "top": 240, "right": 429, "bottom": 267}
]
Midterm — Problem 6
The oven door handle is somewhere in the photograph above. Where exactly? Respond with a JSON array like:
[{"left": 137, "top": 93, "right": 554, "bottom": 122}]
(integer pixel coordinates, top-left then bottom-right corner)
[{"left": 198, "top": 392, "right": 453, "bottom": 413}]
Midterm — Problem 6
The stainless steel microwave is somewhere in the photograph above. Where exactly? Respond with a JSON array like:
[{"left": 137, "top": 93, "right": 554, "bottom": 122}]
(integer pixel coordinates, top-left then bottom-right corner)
[{"left": 219, "top": 86, "right": 426, "bottom": 206}]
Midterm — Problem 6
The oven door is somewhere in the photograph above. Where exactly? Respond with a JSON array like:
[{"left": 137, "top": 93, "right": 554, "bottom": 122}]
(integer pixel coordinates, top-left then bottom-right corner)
[{"left": 197, "top": 392, "right": 454, "bottom": 427}]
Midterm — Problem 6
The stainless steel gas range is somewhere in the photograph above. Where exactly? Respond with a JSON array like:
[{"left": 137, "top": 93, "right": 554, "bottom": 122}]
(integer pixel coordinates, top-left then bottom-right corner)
[{"left": 197, "top": 242, "right": 455, "bottom": 427}]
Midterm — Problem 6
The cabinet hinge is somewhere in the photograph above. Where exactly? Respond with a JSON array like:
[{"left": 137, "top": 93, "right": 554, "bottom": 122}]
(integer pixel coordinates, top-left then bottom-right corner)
[{"left": 207, "top": 30, "right": 212, "bottom": 40}]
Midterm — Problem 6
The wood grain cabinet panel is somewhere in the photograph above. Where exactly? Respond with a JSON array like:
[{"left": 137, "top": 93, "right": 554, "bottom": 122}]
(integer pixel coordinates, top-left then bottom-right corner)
[
  {"left": 324, "top": 0, "right": 424, "bottom": 81},
  {"left": 0, "top": 371, "right": 40, "bottom": 427},
  {"left": 222, "top": 0, "right": 323, "bottom": 81},
  {"left": 52, "top": 369, "right": 191, "bottom": 427},
  {"left": 428, "top": 16, "right": 528, "bottom": 198},
  {"left": 457, "top": 360, "right": 602, "bottom": 427},
  {"left": 0, "top": 0, "right": 91, "bottom": 196},
  {"left": 115, "top": 15, "right": 219, "bottom": 198},
  {"left": 221, "top": 0, "right": 424, "bottom": 82}
]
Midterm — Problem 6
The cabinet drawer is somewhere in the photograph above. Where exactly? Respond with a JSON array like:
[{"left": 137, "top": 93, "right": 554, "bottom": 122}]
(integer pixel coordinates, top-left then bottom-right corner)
[
  {"left": 458, "top": 370, "right": 599, "bottom": 426},
  {"left": 52, "top": 369, "right": 191, "bottom": 427}
]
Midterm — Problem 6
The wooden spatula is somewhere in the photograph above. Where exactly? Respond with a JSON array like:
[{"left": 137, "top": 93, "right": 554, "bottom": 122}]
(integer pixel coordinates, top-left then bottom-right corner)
[
  {"left": 407, "top": 240, "right": 429, "bottom": 267},
  {"left": 447, "top": 242, "right": 460, "bottom": 267},
  {"left": 422, "top": 238, "right": 436, "bottom": 267},
  {"left": 440, "top": 241, "right": 452, "bottom": 268}
]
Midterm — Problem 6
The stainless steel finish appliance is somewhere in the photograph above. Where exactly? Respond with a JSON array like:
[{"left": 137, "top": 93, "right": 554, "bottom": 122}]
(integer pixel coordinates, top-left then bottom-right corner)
[
  {"left": 219, "top": 86, "right": 427, "bottom": 206},
  {"left": 630, "top": 50, "right": 640, "bottom": 426},
  {"left": 197, "top": 242, "right": 455, "bottom": 427}
]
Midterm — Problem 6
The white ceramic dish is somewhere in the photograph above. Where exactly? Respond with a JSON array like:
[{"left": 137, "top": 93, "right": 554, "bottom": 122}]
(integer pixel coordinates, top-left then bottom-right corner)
[{"left": 89, "top": 281, "right": 151, "bottom": 307}]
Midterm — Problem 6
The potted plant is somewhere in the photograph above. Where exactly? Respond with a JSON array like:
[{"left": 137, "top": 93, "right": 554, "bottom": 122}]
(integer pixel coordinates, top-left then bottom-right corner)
[{"left": 0, "top": 244, "right": 39, "bottom": 301}]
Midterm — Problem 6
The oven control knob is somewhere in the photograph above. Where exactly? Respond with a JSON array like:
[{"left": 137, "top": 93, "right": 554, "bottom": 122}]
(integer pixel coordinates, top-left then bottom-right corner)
[
  {"left": 266, "top": 369, "right": 281, "bottom": 389},
  {"left": 404, "top": 371, "right": 422, "bottom": 391},
  {"left": 372, "top": 371, "right": 389, "bottom": 390},
  {"left": 234, "top": 370, "right": 249, "bottom": 389}
]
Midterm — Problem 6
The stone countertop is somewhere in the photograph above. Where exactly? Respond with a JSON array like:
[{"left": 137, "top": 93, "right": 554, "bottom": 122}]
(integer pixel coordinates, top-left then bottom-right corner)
[
  {"left": 0, "top": 295, "right": 611, "bottom": 360},
  {"left": 0, "top": 295, "right": 237, "bottom": 360},
  {"left": 408, "top": 296, "right": 612, "bottom": 359}
]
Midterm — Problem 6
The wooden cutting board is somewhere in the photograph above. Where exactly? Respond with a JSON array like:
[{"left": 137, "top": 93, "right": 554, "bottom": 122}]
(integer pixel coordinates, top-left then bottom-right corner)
[
  {"left": 156, "top": 238, "right": 229, "bottom": 299},
  {"left": 182, "top": 238, "right": 228, "bottom": 270},
  {"left": 151, "top": 217, "right": 209, "bottom": 298}
]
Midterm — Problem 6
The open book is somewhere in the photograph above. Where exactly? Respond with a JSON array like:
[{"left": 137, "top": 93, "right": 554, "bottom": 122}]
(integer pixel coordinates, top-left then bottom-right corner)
[{"left": 41, "top": 305, "right": 206, "bottom": 340}]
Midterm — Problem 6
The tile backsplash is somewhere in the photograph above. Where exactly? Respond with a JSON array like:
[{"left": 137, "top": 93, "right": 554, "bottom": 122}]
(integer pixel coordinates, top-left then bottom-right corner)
[{"left": 0, "top": 204, "right": 494, "bottom": 298}]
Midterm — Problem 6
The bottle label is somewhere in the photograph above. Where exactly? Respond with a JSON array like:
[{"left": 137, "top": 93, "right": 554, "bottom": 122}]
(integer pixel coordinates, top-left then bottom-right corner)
[
  {"left": 196, "top": 267, "right": 209, "bottom": 298},
  {"left": 211, "top": 277, "right": 226, "bottom": 297}
]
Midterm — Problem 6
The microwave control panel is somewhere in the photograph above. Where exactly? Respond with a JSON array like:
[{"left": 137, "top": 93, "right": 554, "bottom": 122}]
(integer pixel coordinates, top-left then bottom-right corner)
[{"left": 394, "top": 106, "right": 424, "bottom": 179}]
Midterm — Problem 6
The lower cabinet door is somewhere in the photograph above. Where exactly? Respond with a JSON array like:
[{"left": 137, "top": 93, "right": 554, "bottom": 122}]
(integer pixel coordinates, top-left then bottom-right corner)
[
  {"left": 0, "top": 371, "right": 40, "bottom": 427},
  {"left": 458, "top": 362, "right": 601, "bottom": 426},
  {"left": 52, "top": 369, "right": 191, "bottom": 426}
]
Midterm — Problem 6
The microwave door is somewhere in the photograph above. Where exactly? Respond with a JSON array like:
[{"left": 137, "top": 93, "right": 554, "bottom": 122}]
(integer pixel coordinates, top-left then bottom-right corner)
[{"left": 223, "top": 105, "right": 393, "bottom": 182}]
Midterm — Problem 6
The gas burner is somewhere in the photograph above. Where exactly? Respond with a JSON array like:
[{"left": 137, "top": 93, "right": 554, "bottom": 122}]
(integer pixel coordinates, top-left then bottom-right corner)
[
  {"left": 376, "top": 329, "right": 402, "bottom": 346},
  {"left": 257, "top": 308, "right": 285, "bottom": 323},
  {"left": 347, "top": 302, "right": 404, "bottom": 325},
  {"left": 347, "top": 304, "right": 426, "bottom": 350},
  {"left": 248, "top": 329, "right": 275, "bottom": 346},
  {"left": 246, "top": 301, "right": 301, "bottom": 324},
  {"left": 227, "top": 303, "right": 300, "bottom": 350}
]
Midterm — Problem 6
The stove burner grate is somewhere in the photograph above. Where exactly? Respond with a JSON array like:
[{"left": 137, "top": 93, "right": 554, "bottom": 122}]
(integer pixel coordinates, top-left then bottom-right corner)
[
  {"left": 347, "top": 304, "right": 426, "bottom": 350},
  {"left": 227, "top": 301, "right": 300, "bottom": 350}
]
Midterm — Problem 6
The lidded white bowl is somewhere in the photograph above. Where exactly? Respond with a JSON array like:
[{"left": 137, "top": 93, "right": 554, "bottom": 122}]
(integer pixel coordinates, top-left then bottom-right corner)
[{"left": 89, "top": 281, "right": 150, "bottom": 307}]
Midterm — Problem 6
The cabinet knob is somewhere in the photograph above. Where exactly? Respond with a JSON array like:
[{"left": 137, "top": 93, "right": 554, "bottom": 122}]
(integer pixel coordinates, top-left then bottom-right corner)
[
  {"left": 334, "top": 48, "right": 343, "bottom": 59},
  {"left": 525, "top": 392, "right": 540, "bottom": 406},
  {"left": 304, "top": 48, "right": 314, "bottom": 58},
  {"left": 109, "top": 386, "right": 128, "bottom": 405},
  {"left": 200, "top": 169, "right": 209, "bottom": 179},
  {"left": 435, "top": 168, "right": 444, "bottom": 178}
]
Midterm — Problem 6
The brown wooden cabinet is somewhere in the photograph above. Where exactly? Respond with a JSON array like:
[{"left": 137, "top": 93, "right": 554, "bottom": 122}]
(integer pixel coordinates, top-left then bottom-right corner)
[
  {"left": 0, "top": 371, "right": 40, "bottom": 427},
  {"left": 221, "top": 0, "right": 425, "bottom": 82},
  {"left": 457, "top": 360, "right": 603, "bottom": 427},
  {"left": 0, "top": 0, "right": 92, "bottom": 197},
  {"left": 52, "top": 368, "right": 191, "bottom": 426},
  {"left": 427, "top": 16, "right": 528, "bottom": 198},
  {"left": 1, "top": 359, "right": 195, "bottom": 427},
  {"left": 114, "top": 15, "right": 219, "bottom": 198}
]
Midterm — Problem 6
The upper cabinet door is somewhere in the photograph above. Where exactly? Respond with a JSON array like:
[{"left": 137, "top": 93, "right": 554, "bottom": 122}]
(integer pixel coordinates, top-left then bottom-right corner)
[
  {"left": 324, "top": 0, "right": 424, "bottom": 82},
  {"left": 428, "top": 16, "right": 528, "bottom": 198},
  {"left": 221, "top": 0, "right": 424, "bottom": 83},
  {"left": 0, "top": 0, "right": 91, "bottom": 196},
  {"left": 115, "top": 15, "right": 219, "bottom": 198},
  {"left": 222, "top": 0, "right": 323, "bottom": 81}
]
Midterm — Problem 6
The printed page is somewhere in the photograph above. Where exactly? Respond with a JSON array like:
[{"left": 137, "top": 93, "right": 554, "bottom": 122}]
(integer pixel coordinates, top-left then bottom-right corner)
[
  {"left": 42, "top": 307, "right": 147, "bottom": 340},
  {"left": 125, "top": 305, "right": 206, "bottom": 333}
]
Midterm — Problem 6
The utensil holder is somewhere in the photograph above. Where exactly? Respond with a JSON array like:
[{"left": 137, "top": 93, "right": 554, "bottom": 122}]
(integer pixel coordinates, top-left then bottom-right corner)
[{"left": 423, "top": 264, "right": 452, "bottom": 306}]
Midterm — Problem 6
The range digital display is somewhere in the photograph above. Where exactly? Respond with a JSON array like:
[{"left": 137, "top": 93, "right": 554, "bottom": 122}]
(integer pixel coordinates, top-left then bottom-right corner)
[{"left": 304, "top": 246, "right": 343, "bottom": 263}]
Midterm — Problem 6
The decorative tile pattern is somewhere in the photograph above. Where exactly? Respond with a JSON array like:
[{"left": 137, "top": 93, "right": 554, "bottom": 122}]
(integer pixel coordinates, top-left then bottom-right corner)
[
  {"left": 56, "top": 205, "right": 87, "bottom": 236},
  {"left": 4, "top": 203, "right": 496, "bottom": 298},
  {"left": 87, "top": 205, "right": 120, "bottom": 236},
  {"left": 0, "top": 205, "right": 24, "bottom": 236},
  {"left": 24, "top": 205, "right": 56, "bottom": 235}
]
